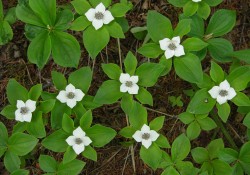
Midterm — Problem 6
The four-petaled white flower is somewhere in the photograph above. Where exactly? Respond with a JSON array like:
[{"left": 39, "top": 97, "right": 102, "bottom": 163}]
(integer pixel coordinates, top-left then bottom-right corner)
[
  {"left": 192, "top": 0, "right": 202, "bottom": 2},
  {"left": 132, "top": 124, "right": 160, "bottom": 149},
  {"left": 15, "top": 99, "right": 36, "bottom": 122},
  {"left": 159, "top": 36, "right": 185, "bottom": 59},
  {"left": 56, "top": 84, "right": 85, "bottom": 109},
  {"left": 66, "top": 127, "right": 92, "bottom": 155},
  {"left": 208, "top": 80, "right": 236, "bottom": 105},
  {"left": 85, "top": 2, "right": 114, "bottom": 30},
  {"left": 119, "top": 73, "right": 139, "bottom": 95}
]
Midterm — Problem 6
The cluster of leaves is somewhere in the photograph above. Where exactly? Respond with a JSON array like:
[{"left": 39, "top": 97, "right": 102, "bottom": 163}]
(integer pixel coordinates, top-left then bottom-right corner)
[{"left": 1, "top": 0, "right": 250, "bottom": 174}]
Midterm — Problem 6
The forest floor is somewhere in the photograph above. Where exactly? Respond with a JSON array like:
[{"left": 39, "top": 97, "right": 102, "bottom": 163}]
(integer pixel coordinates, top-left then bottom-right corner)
[{"left": 0, "top": 0, "right": 250, "bottom": 174}]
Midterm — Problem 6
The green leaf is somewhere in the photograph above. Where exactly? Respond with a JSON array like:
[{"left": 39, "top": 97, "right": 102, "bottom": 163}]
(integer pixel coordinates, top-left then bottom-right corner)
[
  {"left": 210, "top": 61, "right": 224, "bottom": 83},
  {"left": 51, "top": 101, "right": 71, "bottom": 129},
  {"left": 63, "top": 147, "right": 77, "bottom": 164},
  {"left": 16, "top": 2, "right": 44, "bottom": 27},
  {"left": 187, "top": 88, "right": 216, "bottom": 114},
  {"left": 68, "top": 67, "right": 92, "bottom": 93},
  {"left": 7, "top": 79, "right": 28, "bottom": 105},
  {"left": 27, "top": 111, "right": 46, "bottom": 138},
  {"left": 171, "top": 134, "right": 191, "bottom": 162},
  {"left": 124, "top": 51, "right": 137, "bottom": 75},
  {"left": 83, "top": 26, "right": 110, "bottom": 59},
  {"left": 207, "top": 38, "right": 233, "bottom": 62},
  {"left": 51, "top": 71, "right": 67, "bottom": 90},
  {"left": 136, "top": 63, "right": 165, "bottom": 87},
  {"left": 155, "top": 134, "right": 170, "bottom": 148},
  {"left": 127, "top": 101, "right": 147, "bottom": 129},
  {"left": 197, "top": 2, "right": 210, "bottom": 19},
  {"left": 218, "top": 148, "right": 238, "bottom": 163},
  {"left": 116, "top": 17, "right": 129, "bottom": 33},
  {"left": 82, "top": 146, "right": 97, "bottom": 161},
  {"left": 12, "top": 123, "right": 27, "bottom": 134},
  {"left": 57, "top": 159, "right": 85, "bottom": 175},
  {"left": 227, "top": 49, "right": 250, "bottom": 64},
  {"left": 80, "top": 110, "right": 92, "bottom": 130},
  {"left": 71, "top": 0, "right": 91, "bottom": 15},
  {"left": 0, "top": 20, "right": 13, "bottom": 45},
  {"left": 174, "top": 53, "right": 203, "bottom": 84},
  {"left": 183, "top": 1, "right": 198, "bottom": 17},
  {"left": 29, "top": 0, "right": 56, "bottom": 26},
  {"left": 227, "top": 66, "right": 250, "bottom": 91},
  {"left": 231, "top": 92, "right": 250, "bottom": 107},
  {"left": 27, "top": 30, "right": 51, "bottom": 69},
  {"left": 42, "top": 129, "right": 68, "bottom": 152},
  {"left": 217, "top": 103, "right": 230, "bottom": 122},
  {"left": 81, "top": 95, "right": 101, "bottom": 110},
  {"left": 149, "top": 116, "right": 165, "bottom": 131},
  {"left": 159, "top": 56, "right": 172, "bottom": 76},
  {"left": 39, "top": 155, "right": 58, "bottom": 173},
  {"left": 120, "top": 93, "right": 133, "bottom": 115},
  {"left": 10, "top": 169, "right": 29, "bottom": 175},
  {"left": 62, "top": 114, "right": 74, "bottom": 134},
  {"left": 89, "top": 0, "right": 111, "bottom": 7},
  {"left": 94, "top": 80, "right": 123, "bottom": 104},
  {"left": 119, "top": 126, "right": 136, "bottom": 138},
  {"left": 147, "top": 11, "right": 173, "bottom": 42},
  {"left": 204, "top": 0, "right": 223, "bottom": 6},
  {"left": 0, "top": 122, "right": 8, "bottom": 146},
  {"left": 197, "top": 117, "right": 217, "bottom": 131},
  {"left": 182, "top": 37, "right": 208, "bottom": 52},
  {"left": 0, "top": 105, "right": 16, "bottom": 120},
  {"left": 138, "top": 43, "right": 163, "bottom": 58},
  {"left": 187, "top": 121, "right": 201, "bottom": 140},
  {"left": 167, "top": 0, "right": 188, "bottom": 7},
  {"left": 28, "top": 84, "right": 42, "bottom": 101},
  {"left": 8, "top": 132, "right": 38, "bottom": 156},
  {"left": 37, "top": 99, "right": 56, "bottom": 113},
  {"left": 4, "top": 151, "right": 21, "bottom": 173},
  {"left": 140, "top": 143, "right": 163, "bottom": 170},
  {"left": 70, "top": 16, "right": 90, "bottom": 31},
  {"left": 173, "top": 19, "right": 191, "bottom": 37},
  {"left": 102, "top": 63, "right": 122, "bottom": 80},
  {"left": 0, "top": 0, "right": 3, "bottom": 20},
  {"left": 51, "top": 31, "right": 81, "bottom": 68},
  {"left": 188, "top": 15, "right": 204, "bottom": 38},
  {"left": 212, "top": 159, "right": 233, "bottom": 175},
  {"left": 85, "top": 124, "right": 116, "bottom": 147},
  {"left": 105, "top": 21, "right": 125, "bottom": 38},
  {"left": 191, "top": 147, "right": 209, "bottom": 163},
  {"left": 178, "top": 112, "right": 195, "bottom": 124},
  {"left": 239, "top": 142, "right": 250, "bottom": 163},
  {"left": 54, "top": 9, "right": 74, "bottom": 31},
  {"left": 162, "top": 166, "right": 180, "bottom": 175},
  {"left": 207, "top": 138, "right": 224, "bottom": 159},
  {"left": 206, "top": 9, "right": 236, "bottom": 37},
  {"left": 243, "top": 113, "right": 250, "bottom": 128},
  {"left": 109, "top": 3, "right": 130, "bottom": 17},
  {"left": 135, "top": 87, "right": 153, "bottom": 106},
  {"left": 73, "top": 103, "right": 86, "bottom": 119}
]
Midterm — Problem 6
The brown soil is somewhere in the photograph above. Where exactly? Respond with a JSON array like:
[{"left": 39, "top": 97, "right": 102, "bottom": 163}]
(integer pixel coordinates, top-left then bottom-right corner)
[{"left": 0, "top": 0, "right": 250, "bottom": 175}]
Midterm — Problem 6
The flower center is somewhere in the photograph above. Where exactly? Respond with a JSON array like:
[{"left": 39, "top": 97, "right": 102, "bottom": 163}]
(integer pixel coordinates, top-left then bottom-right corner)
[
  {"left": 20, "top": 107, "right": 29, "bottom": 114},
  {"left": 142, "top": 133, "right": 150, "bottom": 140},
  {"left": 75, "top": 138, "right": 83, "bottom": 145},
  {"left": 125, "top": 81, "right": 133, "bottom": 87},
  {"left": 67, "top": 92, "right": 75, "bottom": 99},
  {"left": 95, "top": 12, "right": 104, "bottom": 20},
  {"left": 219, "top": 90, "right": 228, "bottom": 97},
  {"left": 168, "top": 43, "right": 177, "bottom": 50}
]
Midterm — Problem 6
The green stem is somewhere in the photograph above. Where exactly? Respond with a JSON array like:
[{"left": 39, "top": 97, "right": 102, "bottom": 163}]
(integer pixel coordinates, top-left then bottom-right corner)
[{"left": 211, "top": 110, "right": 238, "bottom": 151}]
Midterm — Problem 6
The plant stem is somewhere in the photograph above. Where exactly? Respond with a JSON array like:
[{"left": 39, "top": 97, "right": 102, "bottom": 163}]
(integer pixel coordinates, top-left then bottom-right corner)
[
  {"left": 210, "top": 110, "right": 238, "bottom": 151},
  {"left": 117, "top": 38, "right": 122, "bottom": 69},
  {"left": 145, "top": 107, "right": 176, "bottom": 118}
]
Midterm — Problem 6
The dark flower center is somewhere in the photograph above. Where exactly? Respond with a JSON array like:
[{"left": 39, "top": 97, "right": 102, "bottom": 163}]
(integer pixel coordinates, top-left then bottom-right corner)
[
  {"left": 142, "top": 133, "right": 150, "bottom": 140},
  {"left": 95, "top": 12, "right": 104, "bottom": 20},
  {"left": 20, "top": 107, "right": 29, "bottom": 114},
  {"left": 125, "top": 81, "right": 133, "bottom": 87},
  {"left": 75, "top": 138, "right": 83, "bottom": 145},
  {"left": 219, "top": 90, "right": 228, "bottom": 97},
  {"left": 67, "top": 92, "right": 75, "bottom": 99},
  {"left": 168, "top": 43, "right": 177, "bottom": 50}
]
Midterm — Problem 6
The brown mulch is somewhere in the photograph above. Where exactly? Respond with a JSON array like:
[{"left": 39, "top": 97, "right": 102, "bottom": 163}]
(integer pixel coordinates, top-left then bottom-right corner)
[{"left": 0, "top": 0, "right": 250, "bottom": 174}]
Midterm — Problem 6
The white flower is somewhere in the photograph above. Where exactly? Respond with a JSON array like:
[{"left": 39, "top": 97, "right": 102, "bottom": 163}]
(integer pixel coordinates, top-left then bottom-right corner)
[
  {"left": 159, "top": 36, "right": 185, "bottom": 59},
  {"left": 15, "top": 100, "right": 36, "bottom": 122},
  {"left": 208, "top": 80, "right": 237, "bottom": 105},
  {"left": 66, "top": 127, "right": 92, "bottom": 155},
  {"left": 56, "top": 84, "right": 85, "bottom": 109},
  {"left": 85, "top": 2, "right": 114, "bottom": 30},
  {"left": 192, "top": 0, "right": 202, "bottom": 2},
  {"left": 132, "top": 124, "right": 160, "bottom": 149},
  {"left": 119, "top": 73, "right": 139, "bottom": 95}
]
